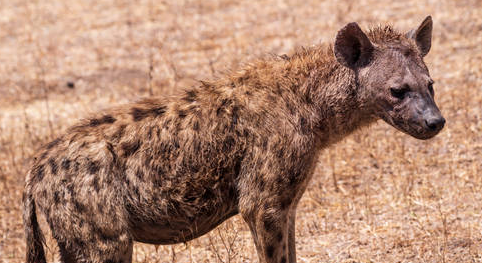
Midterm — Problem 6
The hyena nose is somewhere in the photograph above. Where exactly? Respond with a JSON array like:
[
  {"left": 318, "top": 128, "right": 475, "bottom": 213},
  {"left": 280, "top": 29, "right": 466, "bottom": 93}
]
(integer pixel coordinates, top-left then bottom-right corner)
[{"left": 425, "top": 116, "right": 445, "bottom": 131}]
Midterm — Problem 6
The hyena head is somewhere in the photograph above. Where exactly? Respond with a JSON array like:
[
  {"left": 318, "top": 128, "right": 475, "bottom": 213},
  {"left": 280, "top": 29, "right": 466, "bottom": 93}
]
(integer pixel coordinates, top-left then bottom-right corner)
[{"left": 334, "top": 16, "right": 445, "bottom": 140}]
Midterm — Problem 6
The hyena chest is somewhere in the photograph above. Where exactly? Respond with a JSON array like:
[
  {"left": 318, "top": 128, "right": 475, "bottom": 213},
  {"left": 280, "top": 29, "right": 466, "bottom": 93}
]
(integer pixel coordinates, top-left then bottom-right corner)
[{"left": 125, "top": 157, "right": 240, "bottom": 244}]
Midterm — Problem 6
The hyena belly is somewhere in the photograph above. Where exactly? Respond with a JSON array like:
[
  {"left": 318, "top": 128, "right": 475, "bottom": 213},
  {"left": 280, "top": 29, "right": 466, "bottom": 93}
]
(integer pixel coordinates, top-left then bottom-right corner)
[
  {"left": 125, "top": 174, "right": 239, "bottom": 244},
  {"left": 122, "top": 122, "right": 243, "bottom": 244}
]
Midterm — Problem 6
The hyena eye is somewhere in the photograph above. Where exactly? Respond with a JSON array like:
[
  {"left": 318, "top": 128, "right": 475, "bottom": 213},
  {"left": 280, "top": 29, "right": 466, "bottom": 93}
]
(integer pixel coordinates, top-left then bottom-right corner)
[
  {"left": 428, "top": 83, "right": 434, "bottom": 96},
  {"left": 390, "top": 86, "right": 409, "bottom": 100}
]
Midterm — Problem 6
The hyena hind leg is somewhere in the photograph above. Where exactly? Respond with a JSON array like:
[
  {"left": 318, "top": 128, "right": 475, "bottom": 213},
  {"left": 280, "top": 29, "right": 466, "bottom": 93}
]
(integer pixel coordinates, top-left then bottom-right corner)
[{"left": 53, "top": 231, "right": 133, "bottom": 263}]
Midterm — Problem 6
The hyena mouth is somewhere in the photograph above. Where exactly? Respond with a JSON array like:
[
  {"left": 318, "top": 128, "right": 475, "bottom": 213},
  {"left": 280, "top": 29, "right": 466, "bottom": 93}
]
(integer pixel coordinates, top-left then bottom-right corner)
[
  {"left": 405, "top": 122, "right": 442, "bottom": 140},
  {"left": 381, "top": 114, "right": 438, "bottom": 140}
]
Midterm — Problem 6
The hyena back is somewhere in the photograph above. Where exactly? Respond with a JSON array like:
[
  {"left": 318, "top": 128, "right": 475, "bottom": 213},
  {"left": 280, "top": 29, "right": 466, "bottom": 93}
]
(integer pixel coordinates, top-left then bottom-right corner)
[{"left": 24, "top": 16, "right": 444, "bottom": 263}]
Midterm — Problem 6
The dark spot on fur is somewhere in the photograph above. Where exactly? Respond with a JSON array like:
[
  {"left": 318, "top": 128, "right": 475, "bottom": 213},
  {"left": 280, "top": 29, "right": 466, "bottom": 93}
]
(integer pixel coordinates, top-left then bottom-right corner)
[
  {"left": 53, "top": 191, "right": 60, "bottom": 205},
  {"left": 400, "top": 46, "right": 412, "bottom": 57},
  {"left": 89, "top": 117, "right": 102, "bottom": 126},
  {"left": 183, "top": 90, "right": 197, "bottom": 102},
  {"left": 178, "top": 109, "right": 187, "bottom": 119},
  {"left": 66, "top": 81, "right": 75, "bottom": 88},
  {"left": 266, "top": 245, "right": 275, "bottom": 258},
  {"left": 183, "top": 193, "right": 197, "bottom": 203},
  {"left": 288, "top": 170, "right": 301, "bottom": 186},
  {"left": 263, "top": 203, "right": 270, "bottom": 210},
  {"left": 147, "top": 126, "right": 153, "bottom": 140},
  {"left": 121, "top": 140, "right": 142, "bottom": 157},
  {"left": 202, "top": 189, "right": 215, "bottom": 200},
  {"left": 280, "top": 54, "right": 290, "bottom": 60},
  {"left": 275, "top": 176, "right": 284, "bottom": 187},
  {"left": 163, "top": 118, "right": 172, "bottom": 127},
  {"left": 73, "top": 237, "right": 87, "bottom": 248},
  {"left": 263, "top": 216, "right": 276, "bottom": 232},
  {"left": 285, "top": 100, "right": 295, "bottom": 115},
  {"left": 234, "top": 158, "right": 242, "bottom": 176},
  {"left": 92, "top": 224, "right": 118, "bottom": 242},
  {"left": 267, "top": 94, "right": 277, "bottom": 102},
  {"left": 97, "top": 202, "right": 104, "bottom": 212},
  {"left": 125, "top": 202, "right": 135, "bottom": 216},
  {"left": 231, "top": 105, "right": 239, "bottom": 129},
  {"left": 131, "top": 106, "right": 166, "bottom": 121},
  {"left": 237, "top": 75, "right": 249, "bottom": 84},
  {"left": 216, "top": 99, "right": 231, "bottom": 116},
  {"left": 39, "top": 151, "right": 48, "bottom": 161},
  {"left": 173, "top": 138, "right": 180, "bottom": 149},
  {"left": 136, "top": 169, "right": 144, "bottom": 180},
  {"left": 67, "top": 184, "right": 75, "bottom": 198},
  {"left": 89, "top": 115, "right": 116, "bottom": 127},
  {"left": 33, "top": 164, "right": 45, "bottom": 182},
  {"left": 133, "top": 185, "right": 140, "bottom": 197},
  {"left": 276, "top": 148, "right": 284, "bottom": 159},
  {"left": 223, "top": 136, "right": 235, "bottom": 152},
  {"left": 193, "top": 121, "right": 199, "bottom": 131},
  {"left": 303, "top": 91, "right": 313, "bottom": 104},
  {"left": 74, "top": 200, "right": 87, "bottom": 213},
  {"left": 112, "top": 125, "right": 126, "bottom": 141},
  {"left": 152, "top": 106, "right": 167, "bottom": 117},
  {"left": 87, "top": 160, "right": 100, "bottom": 174},
  {"left": 154, "top": 172, "right": 163, "bottom": 187},
  {"left": 61, "top": 159, "right": 71, "bottom": 170},
  {"left": 259, "top": 179, "right": 266, "bottom": 191},
  {"left": 45, "top": 138, "right": 61, "bottom": 150},
  {"left": 73, "top": 161, "right": 80, "bottom": 173},
  {"left": 277, "top": 231, "right": 283, "bottom": 242},
  {"left": 274, "top": 83, "right": 283, "bottom": 95},
  {"left": 183, "top": 161, "right": 199, "bottom": 174},
  {"left": 280, "top": 256, "right": 287, "bottom": 263},
  {"left": 281, "top": 198, "right": 291, "bottom": 210},
  {"left": 105, "top": 175, "right": 113, "bottom": 184},
  {"left": 92, "top": 177, "right": 100, "bottom": 192},
  {"left": 299, "top": 117, "right": 309, "bottom": 134},
  {"left": 261, "top": 139, "right": 268, "bottom": 150},
  {"left": 103, "top": 115, "right": 116, "bottom": 123},
  {"left": 131, "top": 108, "right": 147, "bottom": 121}
]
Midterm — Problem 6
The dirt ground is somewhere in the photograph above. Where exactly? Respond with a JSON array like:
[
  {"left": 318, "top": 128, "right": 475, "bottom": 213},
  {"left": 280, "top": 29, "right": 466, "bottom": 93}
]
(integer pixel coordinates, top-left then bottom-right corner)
[{"left": 0, "top": 0, "right": 481, "bottom": 262}]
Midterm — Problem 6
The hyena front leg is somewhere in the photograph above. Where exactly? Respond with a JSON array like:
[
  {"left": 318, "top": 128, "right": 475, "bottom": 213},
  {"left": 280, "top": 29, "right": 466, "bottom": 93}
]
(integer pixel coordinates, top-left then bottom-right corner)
[
  {"left": 287, "top": 208, "right": 297, "bottom": 263},
  {"left": 241, "top": 196, "right": 292, "bottom": 263}
]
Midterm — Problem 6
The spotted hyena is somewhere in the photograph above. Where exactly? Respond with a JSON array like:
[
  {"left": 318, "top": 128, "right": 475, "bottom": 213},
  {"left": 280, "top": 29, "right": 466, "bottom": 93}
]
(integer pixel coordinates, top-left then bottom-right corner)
[{"left": 24, "top": 16, "right": 444, "bottom": 263}]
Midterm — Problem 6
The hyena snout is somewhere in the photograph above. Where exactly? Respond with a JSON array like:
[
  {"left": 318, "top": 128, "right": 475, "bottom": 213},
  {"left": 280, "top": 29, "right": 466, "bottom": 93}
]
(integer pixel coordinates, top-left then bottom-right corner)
[
  {"left": 412, "top": 101, "right": 445, "bottom": 139},
  {"left": 423, "top": 109, "right": 445, "bottom": 133},
  {"left": 386, "top": 98, "right": 445, "bottom": 140}
]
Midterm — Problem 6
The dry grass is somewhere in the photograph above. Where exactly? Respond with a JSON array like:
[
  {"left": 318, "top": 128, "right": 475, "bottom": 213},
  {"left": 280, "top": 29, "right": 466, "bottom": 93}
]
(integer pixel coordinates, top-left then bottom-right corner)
[{"left": 1, "top": 0, "right": 481, "bottom": 262}]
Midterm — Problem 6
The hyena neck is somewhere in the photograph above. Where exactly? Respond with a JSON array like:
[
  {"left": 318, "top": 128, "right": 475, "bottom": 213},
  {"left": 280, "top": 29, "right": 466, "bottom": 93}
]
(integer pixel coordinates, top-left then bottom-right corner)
[{"left": 287, "top": 45, "right": 376, "bottom": 146}]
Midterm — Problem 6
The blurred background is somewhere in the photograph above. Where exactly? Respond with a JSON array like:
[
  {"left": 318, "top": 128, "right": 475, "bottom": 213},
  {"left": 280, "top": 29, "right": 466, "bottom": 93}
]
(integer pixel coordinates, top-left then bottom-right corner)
[{"left": 0, "top": 0, "right": 481, "bottom": 262}]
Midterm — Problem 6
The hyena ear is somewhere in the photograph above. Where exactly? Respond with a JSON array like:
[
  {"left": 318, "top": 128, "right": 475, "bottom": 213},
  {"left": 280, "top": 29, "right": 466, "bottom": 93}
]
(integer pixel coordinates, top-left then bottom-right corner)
[
  {"left": 406, "top": 16, "right": 432, "bottom": 57},
  {"left": 334, "top": 22, "right": 374, "bottom": 69}
]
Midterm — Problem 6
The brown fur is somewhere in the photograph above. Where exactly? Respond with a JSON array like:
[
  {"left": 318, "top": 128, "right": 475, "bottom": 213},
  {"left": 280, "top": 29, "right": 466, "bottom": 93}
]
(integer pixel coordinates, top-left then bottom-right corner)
[{"left": 23, "top": 17, "right": 443, "bottom": 263}]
